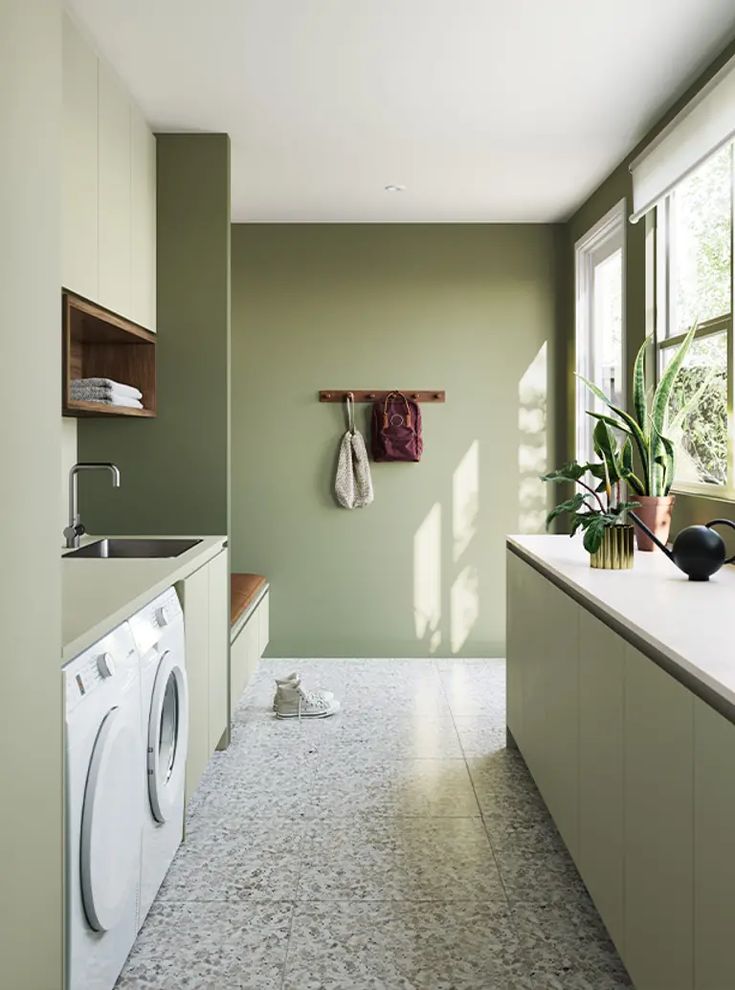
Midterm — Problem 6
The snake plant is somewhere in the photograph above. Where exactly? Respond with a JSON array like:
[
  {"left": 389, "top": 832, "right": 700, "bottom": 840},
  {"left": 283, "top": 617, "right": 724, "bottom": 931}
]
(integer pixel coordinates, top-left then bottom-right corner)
[
  {"left": 542, "top": 421, "right": 639, "bottom": 554},
  {"left": 578, "top": 323, "right": 698, "bottom": 497}
]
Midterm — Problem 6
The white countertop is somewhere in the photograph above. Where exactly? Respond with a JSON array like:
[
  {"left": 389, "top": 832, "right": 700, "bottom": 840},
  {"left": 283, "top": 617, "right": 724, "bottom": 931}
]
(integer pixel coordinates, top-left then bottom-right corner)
[
  {"left": 507, "top": 534, "right": 735, "bottom": 716},
  {"left": 62, "top": 535, "right": 227, "bottom": 664}
]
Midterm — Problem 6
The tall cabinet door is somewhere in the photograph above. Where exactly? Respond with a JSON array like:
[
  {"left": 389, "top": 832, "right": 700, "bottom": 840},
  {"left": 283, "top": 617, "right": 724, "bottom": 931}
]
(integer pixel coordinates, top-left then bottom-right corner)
[
  {"left": 624, "top": 645, "right": 694, "bottom": 990},
  {"left": 694, "top": 697, "right": 735, "bottom": 990},
  {"left": 506, "top": 550, "right": 527, "bottom": 748},
  {"left": 516, "top": 560, "right": 579, "bottom": 858},
  {"left": 207, "top": 550, "right": 229, "bottom": 752},
  {"left": 578, "top": 610, "right": 625, "bottom": 953},
  {"left": 98, "top": 62, "right": 131, "bottom": 317},
  {"left": 131, "top": 105, "right": 156, "bottom": 330},
  {"left": 181, "top": 564, "right": 210, "bottom": 803},
  {"left": 62, "top": 14, "right": 98, "bottom": 300}
]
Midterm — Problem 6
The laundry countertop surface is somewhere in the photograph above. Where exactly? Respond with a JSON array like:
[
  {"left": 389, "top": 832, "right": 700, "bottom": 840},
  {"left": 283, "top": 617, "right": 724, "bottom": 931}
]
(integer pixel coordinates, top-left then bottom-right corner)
[
  {"left": 507, "top": 534, "right": 735, "bottom": 720},
  {"left": 61, "top": 534, "right": 227, "bottom": 664}
]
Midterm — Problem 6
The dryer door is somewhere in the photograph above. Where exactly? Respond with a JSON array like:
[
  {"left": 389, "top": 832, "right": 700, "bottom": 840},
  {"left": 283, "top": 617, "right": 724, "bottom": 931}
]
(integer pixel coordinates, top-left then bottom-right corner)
[
  {"left": 80, "top": 707, "right": 141, "bottom": 932},
  {"left": 147, "top": 650, "right": 189, "bottom": 823}
]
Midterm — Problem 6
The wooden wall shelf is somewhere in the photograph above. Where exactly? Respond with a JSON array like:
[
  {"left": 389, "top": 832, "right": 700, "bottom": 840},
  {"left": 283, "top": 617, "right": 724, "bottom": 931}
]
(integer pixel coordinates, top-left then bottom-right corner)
[{"left": 62, "top": 291, "right": 157, "bottom": 418}]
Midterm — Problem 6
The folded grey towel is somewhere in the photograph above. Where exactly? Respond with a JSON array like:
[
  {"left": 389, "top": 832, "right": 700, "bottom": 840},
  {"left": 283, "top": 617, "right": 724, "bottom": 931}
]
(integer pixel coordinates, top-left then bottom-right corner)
[
  {"left": 72, "top": 394, "right": 143, "bottom": 409},
  {"left": 72, "top": 384, "right": 140, "bottom": 402},
  {"left": 71, "top": 377, "right": 143, "bottom": 400}
]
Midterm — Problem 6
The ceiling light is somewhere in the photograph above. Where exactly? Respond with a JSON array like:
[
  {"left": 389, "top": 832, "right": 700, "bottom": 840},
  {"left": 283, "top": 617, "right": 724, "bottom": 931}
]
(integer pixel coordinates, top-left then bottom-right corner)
[{"left": 384, "top": 184, "right": 406, "bottom": 192}]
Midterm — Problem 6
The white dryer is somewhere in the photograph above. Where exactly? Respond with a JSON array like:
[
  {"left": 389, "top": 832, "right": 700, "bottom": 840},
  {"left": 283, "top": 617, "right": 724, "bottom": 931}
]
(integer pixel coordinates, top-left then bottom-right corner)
[
  {"left": 64, "top": 622, "right": 143, "bottom": 990},
  {"left": 129, "top": 587, "right": 188, "bottom": 924}
]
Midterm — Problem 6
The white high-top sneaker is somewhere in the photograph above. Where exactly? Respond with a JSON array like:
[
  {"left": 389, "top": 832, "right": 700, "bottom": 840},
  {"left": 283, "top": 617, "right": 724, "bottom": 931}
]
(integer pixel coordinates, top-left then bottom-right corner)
[
  {"left": 272, "top": 672, "right": 336, "bottom": 712},
  {"left": 274, "top": 677, "right": 340, "bottom": 719}
]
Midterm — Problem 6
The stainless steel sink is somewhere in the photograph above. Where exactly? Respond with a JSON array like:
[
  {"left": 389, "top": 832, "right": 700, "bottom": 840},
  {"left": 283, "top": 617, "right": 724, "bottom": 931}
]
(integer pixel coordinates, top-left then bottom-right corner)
[{"left": 63, "top": 538, "right": 202, "bottom": 559}]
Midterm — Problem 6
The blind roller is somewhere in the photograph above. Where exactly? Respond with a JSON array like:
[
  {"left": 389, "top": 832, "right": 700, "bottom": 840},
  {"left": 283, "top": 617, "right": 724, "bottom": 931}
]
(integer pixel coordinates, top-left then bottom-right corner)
[{"left": 630, "top": 54, "right": 735, "bottom": 223}]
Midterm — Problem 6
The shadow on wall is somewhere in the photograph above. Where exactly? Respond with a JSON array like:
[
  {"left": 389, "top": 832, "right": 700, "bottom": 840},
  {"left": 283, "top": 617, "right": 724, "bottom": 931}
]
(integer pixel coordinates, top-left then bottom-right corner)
[
  {"left": 413, "top": 439, "right": 480, "bottom": 656},
  {"left": 517, "top": 341, "right": 548, "bottom": 532}
]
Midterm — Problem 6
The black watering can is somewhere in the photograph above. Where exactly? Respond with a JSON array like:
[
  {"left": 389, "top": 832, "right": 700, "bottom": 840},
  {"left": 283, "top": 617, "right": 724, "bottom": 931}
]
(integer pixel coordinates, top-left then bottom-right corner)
[{"left": 629, "top": 513, "right": 735, "bottom": 581}]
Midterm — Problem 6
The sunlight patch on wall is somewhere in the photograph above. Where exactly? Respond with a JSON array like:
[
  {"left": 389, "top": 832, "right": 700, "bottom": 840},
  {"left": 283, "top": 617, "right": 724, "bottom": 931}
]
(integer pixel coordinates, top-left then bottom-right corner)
[
  {"left": 452, "top": 439, "right": 479, "bottom": 563},
  {"left": 518, "top": 341, "right": 548, "bottom": 533},
  {"left": 450, "top": 564, "right": 479, "bottom": 654},
  {"left": 413, "top": 502, "right": 442, "bottom": 653}
]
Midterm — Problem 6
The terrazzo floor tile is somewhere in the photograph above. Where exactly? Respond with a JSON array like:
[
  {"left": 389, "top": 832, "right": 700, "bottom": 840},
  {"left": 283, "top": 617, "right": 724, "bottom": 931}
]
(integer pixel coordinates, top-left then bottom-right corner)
[
  {"left": 115, "top": 901, "right": 292, "bottom": 989},
  {"left": 283, "top": 900, "right": 526, "bottom": 990},
  {"left": 158, "top": 817, "right": 306, "bottom": 902},
  {"left": 120, "top": 658, "right": 631, "bottom": 990},
  {"left": 297, "top": 817, "right": 506, "bottom": 901}
]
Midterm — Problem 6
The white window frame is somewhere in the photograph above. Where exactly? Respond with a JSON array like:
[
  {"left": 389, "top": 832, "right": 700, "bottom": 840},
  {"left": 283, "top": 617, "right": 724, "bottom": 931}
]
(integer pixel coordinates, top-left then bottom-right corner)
[
  {"left": 574, "top": 198, "right": 627, "bottom": 465},
  {"left": 653, "top": 149, "right": 735, "bottom": 498}
]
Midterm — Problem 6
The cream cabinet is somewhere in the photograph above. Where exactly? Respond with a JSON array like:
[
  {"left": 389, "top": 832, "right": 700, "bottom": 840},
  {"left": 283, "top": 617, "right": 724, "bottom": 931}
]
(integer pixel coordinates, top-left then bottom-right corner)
[
  {"left": 230, "top": 589, "right": 270, "bottom": 717},
  {"left": 207, "top": 550, "right": 230, "bottom": 753},
  {"left": 693, "top": 697, "right": 735, "bottom": 990},
  {"left": 62, "top": 15, "right": 98, "bottom": 301},
  {"left": 624, "top": 644, "right": 694, "bottom": 990},
  {"left": 98, "top": 62, "right": 131, "bottom": 318},
  {"left": 180, "top": 548, "right": 229, "bottom": 804},
  {"left": 62, "top": 14, "right": 156, "bottom": 330},
  {"left": 131, "top": 104, "right": 157, "bottom": 330},
  {"left": 181, "top": 563, "right": 210, "bottom": 802},
  {"left": 507, "top": 554, "right": 579, "bottom": 857},
  {"left": 506, "top": 546, "right": 735, "bottom": 990},
  {"left": 578, "top": 610, "right": 625, "bottom": 954}
]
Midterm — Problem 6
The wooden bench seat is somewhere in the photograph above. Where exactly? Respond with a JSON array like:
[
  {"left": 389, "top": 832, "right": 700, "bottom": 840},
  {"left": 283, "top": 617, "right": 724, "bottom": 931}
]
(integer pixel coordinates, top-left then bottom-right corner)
[{"left": 230, "top": 572, "right": 268, "bottom": 628}]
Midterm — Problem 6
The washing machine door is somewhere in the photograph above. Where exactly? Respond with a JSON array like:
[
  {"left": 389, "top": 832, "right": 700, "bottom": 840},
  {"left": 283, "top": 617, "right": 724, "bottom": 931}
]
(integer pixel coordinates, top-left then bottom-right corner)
[
  {"left": 147, "top": 649, "right": 189, "bottom": 823},
  {"left": 80, "top": 707, "right": 141, "bottom": 932}
]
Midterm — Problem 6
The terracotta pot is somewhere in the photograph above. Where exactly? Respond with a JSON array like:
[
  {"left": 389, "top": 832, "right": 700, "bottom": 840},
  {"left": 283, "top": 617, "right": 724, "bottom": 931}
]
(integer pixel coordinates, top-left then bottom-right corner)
[{"left": 634, "top": 495, "right": 676, "bottom": 552}]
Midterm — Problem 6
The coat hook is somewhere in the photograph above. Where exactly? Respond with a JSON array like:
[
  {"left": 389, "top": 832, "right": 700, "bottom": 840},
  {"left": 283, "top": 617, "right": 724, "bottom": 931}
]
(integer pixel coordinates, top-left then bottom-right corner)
[
  {"left": 367, "top": 392, "right": 376, "bottom": 399},
  {"left": 434, "top": 392, "right": 441, "bottom": 399},
  {"left": 412, "top": 393, "right": 420, "bottom": 399}
]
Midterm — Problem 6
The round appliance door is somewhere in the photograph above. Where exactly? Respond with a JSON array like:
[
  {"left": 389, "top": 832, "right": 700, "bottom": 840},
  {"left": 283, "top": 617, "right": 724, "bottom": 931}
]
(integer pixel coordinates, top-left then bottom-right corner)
[
  {"left": 80, "top": 707, "right": 141, "bottom": 932},
  {"left": 147, "top": 650, "right": 189, "bottom": 823}
]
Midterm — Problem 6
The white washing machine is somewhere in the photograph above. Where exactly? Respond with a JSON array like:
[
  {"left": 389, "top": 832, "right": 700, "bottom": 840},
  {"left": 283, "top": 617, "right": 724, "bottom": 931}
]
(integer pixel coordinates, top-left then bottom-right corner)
[
  {"left": 129, "top": 587, "right": 188, "bottom": 924},
  {"left": 64, "top": 622, "right": 143, "bottom": 990}
]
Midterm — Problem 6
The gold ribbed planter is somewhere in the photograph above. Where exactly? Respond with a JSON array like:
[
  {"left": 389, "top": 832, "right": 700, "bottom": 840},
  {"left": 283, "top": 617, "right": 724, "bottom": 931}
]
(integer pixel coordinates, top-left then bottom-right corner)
[{"left": 590, "top": 525, "right": 634, "bottom": 570}]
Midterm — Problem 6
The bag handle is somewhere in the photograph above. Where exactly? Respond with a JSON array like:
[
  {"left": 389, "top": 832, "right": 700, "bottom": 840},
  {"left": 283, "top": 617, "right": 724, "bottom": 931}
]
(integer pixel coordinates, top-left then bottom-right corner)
[
  {"left": 344, "top": 392, "right": 355, "bottom": 435},
  {"left": 382, "top": 390, "right": 413, "bottom": 430}
]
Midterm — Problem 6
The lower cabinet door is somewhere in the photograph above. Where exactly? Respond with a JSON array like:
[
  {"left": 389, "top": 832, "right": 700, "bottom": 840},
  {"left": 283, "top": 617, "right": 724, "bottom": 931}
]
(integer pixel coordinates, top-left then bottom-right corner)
[
  {"left": 624, "top": 645, "right": 694, "bottom": 990},
  {"left": 578, "top": 609, "right": 625, "bottom": 953},
  {"left": 694, "top": 697, "right": 735, "bottom": 990},
  {"left": 181, "top": 564, "right": 210, "bottom": 803},
  {"left": 207, "top": 550, "right": 229, "bottom": 752},
  {"left": 230, "top": 617, "right": 259, "bottom": 718},
  {"left": 518, "top": 561, "right": 580, "bottom": 858}
]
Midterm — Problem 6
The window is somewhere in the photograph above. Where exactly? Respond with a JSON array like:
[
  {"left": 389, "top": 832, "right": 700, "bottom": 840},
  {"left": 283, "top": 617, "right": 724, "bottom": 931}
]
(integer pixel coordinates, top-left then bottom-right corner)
[
  {"left": 655, "top": 143, "right": 733, "bottom": 492},
  {"left": 575, "top": 200, "right": 626, "bottom": 464}
]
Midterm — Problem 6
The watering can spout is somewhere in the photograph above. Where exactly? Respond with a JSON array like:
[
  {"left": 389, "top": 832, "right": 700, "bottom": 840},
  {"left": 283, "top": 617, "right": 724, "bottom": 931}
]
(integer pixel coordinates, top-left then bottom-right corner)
[{"left": 629, "top": 511, "right": 674, "bottom": 560}]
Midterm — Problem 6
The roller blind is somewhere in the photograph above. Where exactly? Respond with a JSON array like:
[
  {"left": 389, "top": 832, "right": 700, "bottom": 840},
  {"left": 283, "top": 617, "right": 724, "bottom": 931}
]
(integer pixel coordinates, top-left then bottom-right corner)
[{"left": 629, "top": 54, "right": 735, "bottom": 223}]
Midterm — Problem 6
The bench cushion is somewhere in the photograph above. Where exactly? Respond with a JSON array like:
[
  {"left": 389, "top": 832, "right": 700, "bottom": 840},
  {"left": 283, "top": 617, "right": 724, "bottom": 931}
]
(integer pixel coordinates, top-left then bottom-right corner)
[{"left": 230, "top": 573, "right": 268, "bottom": 628}]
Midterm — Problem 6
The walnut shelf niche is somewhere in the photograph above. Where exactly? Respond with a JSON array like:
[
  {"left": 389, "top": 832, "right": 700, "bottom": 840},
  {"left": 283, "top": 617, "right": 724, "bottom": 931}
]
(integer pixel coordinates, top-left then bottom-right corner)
[{"left": 62, "top": 291, "right": 156, "bottom": 418}]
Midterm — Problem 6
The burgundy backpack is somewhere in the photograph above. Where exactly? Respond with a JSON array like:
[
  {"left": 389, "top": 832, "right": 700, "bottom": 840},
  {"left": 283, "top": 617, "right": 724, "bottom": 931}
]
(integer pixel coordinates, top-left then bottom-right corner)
[{"left": 371, "top": 391, "right": 423, "bottom": 462}]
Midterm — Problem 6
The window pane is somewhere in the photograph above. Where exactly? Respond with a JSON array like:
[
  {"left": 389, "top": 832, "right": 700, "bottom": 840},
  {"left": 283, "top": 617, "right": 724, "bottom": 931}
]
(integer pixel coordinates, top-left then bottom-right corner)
[
  {"left": 593, "top": 248, "right": 624, "bottom": 411},
  {"left": 664, "top": 332, "right": 728, "bottom": 487},
  {"left": 669, "top": 144, "right": 732, "bottom": 336}
]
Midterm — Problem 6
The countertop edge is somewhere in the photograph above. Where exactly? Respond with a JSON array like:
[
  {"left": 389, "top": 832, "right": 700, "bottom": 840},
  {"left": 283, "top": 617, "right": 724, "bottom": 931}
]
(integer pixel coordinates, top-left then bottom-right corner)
[
  {"left": 62, "top": 536, "right": 227, "bottom": 664},
  {"left": 506, "top": 536, "right": 735, "bottom": 724}
]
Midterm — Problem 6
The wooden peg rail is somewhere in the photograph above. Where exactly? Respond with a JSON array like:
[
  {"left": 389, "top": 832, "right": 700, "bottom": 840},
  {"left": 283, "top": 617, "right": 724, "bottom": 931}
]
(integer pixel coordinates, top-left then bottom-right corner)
[{"left": 319, "top": 390, "right": 446, "bottom": 403}]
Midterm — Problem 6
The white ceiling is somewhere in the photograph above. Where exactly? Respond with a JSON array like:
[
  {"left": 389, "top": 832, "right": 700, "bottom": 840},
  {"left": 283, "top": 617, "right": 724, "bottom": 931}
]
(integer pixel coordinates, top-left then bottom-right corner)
[{"left": 67, "top": 0, "right": 735, "bottom": 223}]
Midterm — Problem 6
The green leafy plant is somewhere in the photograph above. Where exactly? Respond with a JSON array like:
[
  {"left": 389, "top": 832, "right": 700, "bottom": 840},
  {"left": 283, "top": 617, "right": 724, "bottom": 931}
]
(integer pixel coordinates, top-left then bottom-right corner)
[
  {"left": 542, "top": 421, "right": 639, "bottom": 554},
  {"left": 577, "top": 324, "right": 698, "bottom": 496}
]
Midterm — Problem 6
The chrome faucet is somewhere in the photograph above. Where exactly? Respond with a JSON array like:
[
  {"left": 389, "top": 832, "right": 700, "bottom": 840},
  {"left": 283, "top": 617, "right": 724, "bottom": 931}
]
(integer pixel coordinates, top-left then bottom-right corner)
[{"left": 64, "top": 462, "right": 121, "bottom": 549}]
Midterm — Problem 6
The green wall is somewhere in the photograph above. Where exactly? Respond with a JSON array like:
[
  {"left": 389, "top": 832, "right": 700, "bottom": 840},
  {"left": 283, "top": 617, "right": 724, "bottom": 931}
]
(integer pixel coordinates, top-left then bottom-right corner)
[
  {"left": 561, "top": 38, "right": 735, "bottom": 533},
  {"left": 79, "top": 134, "right": 231, "bottom": 536},
  {"left": 231, "top": 224, "right": 562, "bottom": 657}
]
